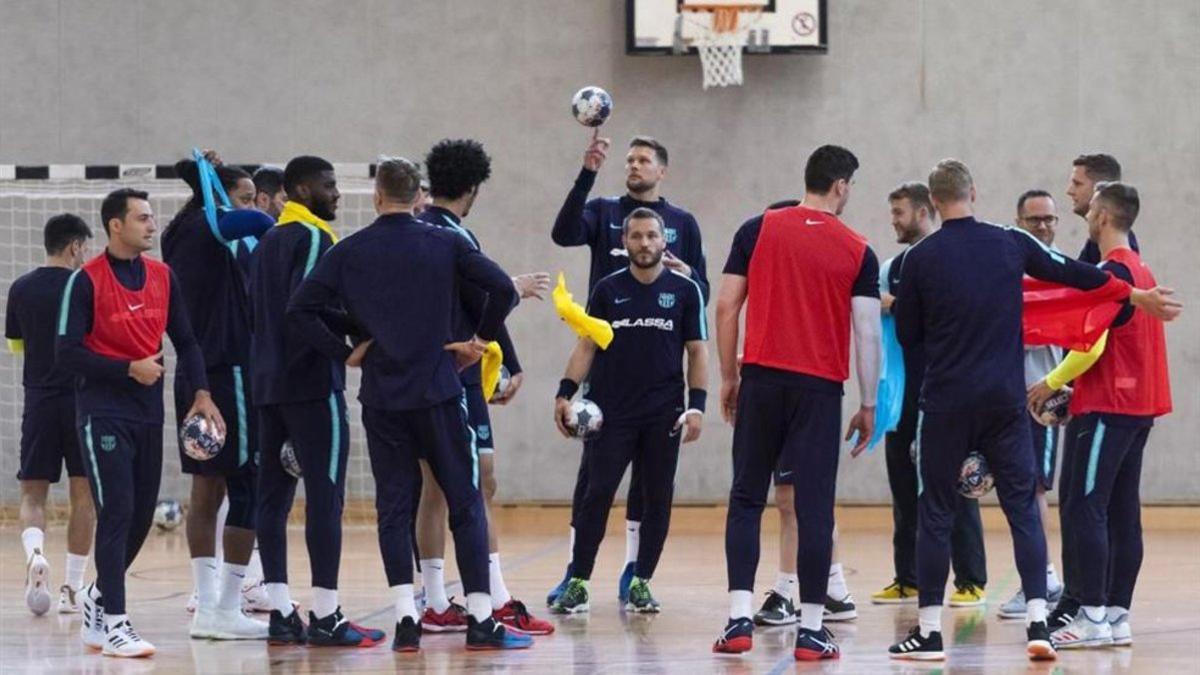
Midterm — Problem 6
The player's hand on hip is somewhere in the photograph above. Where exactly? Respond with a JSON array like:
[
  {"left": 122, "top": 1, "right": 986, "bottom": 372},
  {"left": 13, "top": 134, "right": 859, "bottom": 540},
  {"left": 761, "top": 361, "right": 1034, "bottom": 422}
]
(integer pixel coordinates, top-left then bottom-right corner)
[
  {"left": 513, "top": 272, "right": 552, "bottom": 300},
  {"left": 554, "top": 397, "right": 574, "bottom": 438},
  {"left": 846, "top": 405, "right": 874, "bottom": 457},
  {"left": 583, "top": 133, "right": 611, "bottom": 172},
  {"left": 128, "top": 351, "right": 165, "bottom": 386},
  {"left": 662, "top": 251, "right": 691, "bottom": 277},
  {"left": 1026, "top": 379, "right": 1055, "bottom": 414},
  {"left": 492, "top": 372, "right": 523, "bottom": 405},
  {"left": 445, "top": 337, "right": 489, "bottom": 371},
  {"left": 346, "top": 339, "right": 373, "bottom": 368},
  {"left": 675, "top": 410, "right": 704, "bottom": 443},
  {"left": 1130, "top": 286, "right": 1182, "bottom": 321},
  {"left": 720, "top": 378, "right": 740, "bottom": 425},
  {"left": 188, "top": 390, "right": 227, "bottom": 439}
]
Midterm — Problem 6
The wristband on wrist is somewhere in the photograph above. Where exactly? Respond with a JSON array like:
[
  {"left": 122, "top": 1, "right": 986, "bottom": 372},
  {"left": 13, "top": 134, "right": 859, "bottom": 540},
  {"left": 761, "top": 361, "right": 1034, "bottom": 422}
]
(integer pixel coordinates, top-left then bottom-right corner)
[
  {"left": 556, "top": 378, "right": 580, "bottom": 400},
  {"left": 687, "top": 388, "right": 707, "bottom": 414}
]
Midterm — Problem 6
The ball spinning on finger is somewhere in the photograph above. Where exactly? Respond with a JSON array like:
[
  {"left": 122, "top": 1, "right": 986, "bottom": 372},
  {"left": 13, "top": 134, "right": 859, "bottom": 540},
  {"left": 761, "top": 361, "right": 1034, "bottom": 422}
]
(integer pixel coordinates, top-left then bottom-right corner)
[{"left": 572, "top": 86, "right": 613, "bottom": 127}]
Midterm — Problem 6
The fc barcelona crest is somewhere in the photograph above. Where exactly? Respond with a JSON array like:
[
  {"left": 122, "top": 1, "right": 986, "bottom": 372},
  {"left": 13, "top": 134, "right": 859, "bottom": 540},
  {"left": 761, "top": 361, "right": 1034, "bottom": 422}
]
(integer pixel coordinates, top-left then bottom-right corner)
[
  {"left": 477, "top": 425, "right": 491, "bottom": 441},
  {"left": 658, "top": 292, "right": 676, "bottom": 309},
  {"left": 100, "top": 435, "right": 117, "bottom": 452},
  {"left": 664, "top": 227, "right": 678, "bottom": 244}
]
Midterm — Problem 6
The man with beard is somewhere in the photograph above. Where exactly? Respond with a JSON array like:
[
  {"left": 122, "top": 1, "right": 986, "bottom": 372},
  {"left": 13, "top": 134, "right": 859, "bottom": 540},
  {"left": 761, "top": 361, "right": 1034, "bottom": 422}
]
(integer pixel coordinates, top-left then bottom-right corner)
[
  {"left": 551, "top": 207, "right": 708, "bottom": 615},
  {"left": 871, "top": 183, "right": 988, "bottom": 609},
  {"left": 1066, "top": 154, "right": 1138, "bottom": 264},
  {"left": 549, "top": 135, "right": 709, "bottom": 605},
  {"left": 251, "top": 156, "right": 385, "bottom": 647}
]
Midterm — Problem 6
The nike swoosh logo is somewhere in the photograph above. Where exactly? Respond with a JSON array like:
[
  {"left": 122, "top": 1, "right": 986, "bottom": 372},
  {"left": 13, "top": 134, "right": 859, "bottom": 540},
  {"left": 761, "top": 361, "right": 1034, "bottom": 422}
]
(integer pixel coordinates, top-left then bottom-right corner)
[
  {"left": 614, "top": 298, "right": 632, "bottom": 304},
  {"left": 778, "top": 470, "right": 793, "bottom": 477},
  {"left": 127, "top": 303, "right": 144, "bottom": 311},
  {"left": 805, "top": 219, "right": 823, "bottom": 225},
  {"left": 609, "top": 223, "right": 623, "bottom": 230},
  {"left": 610, "top": 248, "right": 629, "bottom": 257}
]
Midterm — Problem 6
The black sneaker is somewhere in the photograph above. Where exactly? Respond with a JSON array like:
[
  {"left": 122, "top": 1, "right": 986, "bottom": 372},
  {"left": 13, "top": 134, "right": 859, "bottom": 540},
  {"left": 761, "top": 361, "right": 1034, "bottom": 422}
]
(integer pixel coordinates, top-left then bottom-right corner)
[
  {"left": 1026, "top": 620, "right": 1057, "bottom": 661},
  {"left": 712, "top": 617, "right": 754, "bottom": 654},
  {"left": 268, "top": 609, "right": 307, "bottom": 645},
  {"left": 824, "top": 594, "right": 858, "bottom": 622},
  {"left": 1048, "top": 599, "right": 1078, "bottom": 630},
  {"left": 794, "top": 626, "right": 840, "bottom": 661},
  {"left": 465, "top": 616, "right": 534, "bottom": 650},
  {"left": 888, "top": 626, "right": 945, "bottom": 661},
  {"left": 753, "top": 591, "right": 796, "bottom": 626},
  {"left": 307, "top": 608, "right": 384, "bottom": 648},
  {"left": 392, "top": 616, "right": 420, "bottom": 653}
]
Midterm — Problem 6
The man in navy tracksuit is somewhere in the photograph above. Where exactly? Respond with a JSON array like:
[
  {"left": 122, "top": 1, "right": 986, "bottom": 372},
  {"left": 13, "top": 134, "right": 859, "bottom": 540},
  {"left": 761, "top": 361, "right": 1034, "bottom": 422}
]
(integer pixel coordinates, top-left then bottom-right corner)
[
  {"left": 888, "top": 160, "right": 1171, "bottom": 662},
  {"left": 550, "top": 135, "right": 709, "bottom": 604},
  {"left": 58, "top": 188, "right": 223, "bottom": 658},
  {"left": 549, "top": 207, "right": 708, "bottom": 616},
  {"left": 287, "top": 157, "right": 531, "bottom": 652},
  {"left": 250, "top": 156, "right": 384, "bottom": 647}
]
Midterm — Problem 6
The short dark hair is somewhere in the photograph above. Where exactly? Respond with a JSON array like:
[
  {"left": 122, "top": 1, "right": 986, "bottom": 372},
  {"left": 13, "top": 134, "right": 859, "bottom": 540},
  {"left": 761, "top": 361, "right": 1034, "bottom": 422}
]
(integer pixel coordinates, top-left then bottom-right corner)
[
  {"left": 888, "top": 182, "right": 934, "bottom": 216},
  {"left": 425, "top": 139, "right": 492, "bottom": 200},
  {"left": 622, "top": 206, "right": 664, "bottom": 234},
  {"left": 100, "top": 188, "right": 149, "bottom": 236},
  {"left": 283, "top": 155, "right": 335, "bottom": 196},
  {"left": 375, "top": 156, "right": 423, "bottom": 204},
  {"left": 804, "top": 145, "right": 859, "bottom": 194},
  {"left": 252, "top": 166, "right": 285, "bottom": 196},
  {"left": 1073, "top": 153, "right": 1121, "bottom": 182},
  {"left": 629, "top": 136, "right": 668, "bottom": 165},
  {"left": 43, "top": 213, "right": 92, "bottom": 255},
  {"left": 1093, "top": 181, "right": 1139, "bottom": 231},
  {"left": 217, "top": 165, "right": 251, "bottom": 191},
  {"left": 1017, "top": 189, "right": 1054, "bottom": 216}
]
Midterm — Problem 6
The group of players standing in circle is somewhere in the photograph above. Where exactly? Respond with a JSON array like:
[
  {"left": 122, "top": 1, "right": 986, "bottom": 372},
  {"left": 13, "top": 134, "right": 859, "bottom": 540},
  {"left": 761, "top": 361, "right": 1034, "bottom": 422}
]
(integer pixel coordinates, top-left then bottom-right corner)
[{"left": 5, "top": 131, "right": 1179, "bottom": 663}]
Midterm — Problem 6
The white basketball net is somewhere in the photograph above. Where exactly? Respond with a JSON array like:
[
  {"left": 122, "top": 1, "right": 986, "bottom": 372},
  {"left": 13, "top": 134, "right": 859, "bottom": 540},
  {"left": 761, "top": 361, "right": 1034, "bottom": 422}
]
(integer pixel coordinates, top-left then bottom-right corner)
[{"left": 690, "top": 8, "right": 759, "bottom": 89}]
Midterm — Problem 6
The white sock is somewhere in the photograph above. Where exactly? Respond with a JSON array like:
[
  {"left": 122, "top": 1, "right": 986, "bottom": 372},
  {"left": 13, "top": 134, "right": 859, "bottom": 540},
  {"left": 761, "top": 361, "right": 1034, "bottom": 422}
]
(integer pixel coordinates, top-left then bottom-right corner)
[
  {"left": 466, "top": 592, "right": 491, "bottom": 622},
  {"left": 266, "top": 582, "right": 294, "bottom": 616},
  {"left": 568, "top": 527, "right": 575, "bottom": 565},
  {"left": 312, "top": 587, "right": 338, "bottom": 619},
  {"left": 393, "top": 584, "right": 418, "bottom": 622},
  {"left": 1106, "top": 606, "right": 1128, "bottom": 623},
  {"left": 773, "top": 572, "right": 798, "bottom": 600},
  {"left": 799, "top": 602, "right": 824, "bottom": 631},
  {"left": 1026, "top": 597, "right": 1048, "bottom": 625},
  {"left": 104, "top": 613, "right": 129, "bottom": 630},
  {"left": 421, "top": 559, "right": 449, "bottom": 613},
  {"left": 1046, "top": 563, "right": 1061, "bottom": 590},
  {"left": 217, "top": 563, "right": 247, "bottom": 611},
  {"left": 489, "top": 553, "right": 511, "bottom": 609},
  {"left": 919, "top": 605, "right": 942, "bottom": 637},
  {"left": 729, "top": 590, "right": 753, "bottom": 620},
  {"left": 21, "top": 527, "right": 44, "bottom": 561},
  {"left": 214, "top": 498, "right": 229, "bottom": 561},
  {"left": 246, "top": 548, "right": 264, "bottom": 582},
  {"left": 624, "top": 520, "right": 641, "bottom": 566},
  {"left": 65, "top": 553, "right": 88, "bottom": 591},
  {"left": 192, "top": 557, "right": 219, "bottom": 609},
  {"left": 827, "top": 563, "right": 849, "bottom": 600},
  {"left": 1081, "top": 605, "right": 1106, "bottom": 622}
]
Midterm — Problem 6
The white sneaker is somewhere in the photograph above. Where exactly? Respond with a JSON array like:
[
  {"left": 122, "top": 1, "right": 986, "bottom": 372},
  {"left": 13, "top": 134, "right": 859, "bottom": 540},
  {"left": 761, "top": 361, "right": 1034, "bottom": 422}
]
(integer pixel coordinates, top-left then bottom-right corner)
[
  {"left": 1051, "top": 611, "right": 1114, "bottom": 649},
  {"left": 186, "top": 586, "right": 198, "bottom": 613},
  {"left": 103, "top": 619, "right": 156, "bottom": 658},
  {"left": 191, "top": 605, "right": 269, "bottom": 640},
  {"left": 241, "top": 579, "right": 272, "bottom": 613},
  {"left": 1110, "top": 612, "right": 1133, "bottom": 646},
  {"left": 25, "top": 552, "right": 51, "bottom": 616},
  {"left": 57, "top": 584, "right": 81, "bottom": 614},
  {"left": 80, "top": 583, "right": 105, "bottom": 649}
]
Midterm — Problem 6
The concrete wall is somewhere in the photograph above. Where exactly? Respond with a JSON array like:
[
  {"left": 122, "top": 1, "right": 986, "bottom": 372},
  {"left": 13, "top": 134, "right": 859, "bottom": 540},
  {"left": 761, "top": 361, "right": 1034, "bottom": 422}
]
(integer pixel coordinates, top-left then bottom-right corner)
[{"left": 1, "top": 0, "right": 1197, "bottom": 503}]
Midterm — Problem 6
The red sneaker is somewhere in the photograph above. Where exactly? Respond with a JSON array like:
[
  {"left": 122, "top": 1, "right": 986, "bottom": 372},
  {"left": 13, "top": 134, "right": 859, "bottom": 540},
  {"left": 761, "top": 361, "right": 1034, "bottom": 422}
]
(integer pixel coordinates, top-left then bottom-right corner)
[
  {"left": 420, "top": 598, "right": 469, "bottom": 633},
  {"left": 493, "top": 599, "right": 555, "bottom": 635}
]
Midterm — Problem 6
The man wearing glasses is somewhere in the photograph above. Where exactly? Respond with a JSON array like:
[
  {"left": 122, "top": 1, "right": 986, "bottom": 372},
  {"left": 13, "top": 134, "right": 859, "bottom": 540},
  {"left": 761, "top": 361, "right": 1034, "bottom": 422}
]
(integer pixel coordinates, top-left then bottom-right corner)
[{"left": 997, "top": 189, "right": 1067, "bottom": 620}]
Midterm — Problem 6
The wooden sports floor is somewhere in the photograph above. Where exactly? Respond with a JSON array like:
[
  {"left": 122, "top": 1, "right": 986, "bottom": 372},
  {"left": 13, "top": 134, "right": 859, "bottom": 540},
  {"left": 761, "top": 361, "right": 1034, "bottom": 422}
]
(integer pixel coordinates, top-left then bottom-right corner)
[{"left": 2, "top": 506, "right": 1198, "bottom": 673}]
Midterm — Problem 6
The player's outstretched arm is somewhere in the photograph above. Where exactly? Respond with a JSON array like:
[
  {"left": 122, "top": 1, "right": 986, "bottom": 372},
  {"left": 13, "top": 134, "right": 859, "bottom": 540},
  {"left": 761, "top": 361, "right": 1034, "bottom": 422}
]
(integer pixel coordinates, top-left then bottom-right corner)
[
  {"left": 453, "top": 239, "right": 519, "bottom": 341},
  {"left": 550, "top": 138, "right": 607, "bottom": 247},
  {"left": 716, "top": 274, "right": 747, "bottom": 425}
]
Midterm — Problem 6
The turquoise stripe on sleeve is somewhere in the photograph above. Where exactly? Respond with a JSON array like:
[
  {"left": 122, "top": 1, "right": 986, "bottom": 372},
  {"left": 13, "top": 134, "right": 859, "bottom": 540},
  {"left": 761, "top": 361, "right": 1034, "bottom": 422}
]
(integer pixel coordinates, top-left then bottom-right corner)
[
  {"left": 57, "top": 270, "right": 81, "bottom": 335},
  {"left": 1043, "top": 426, "right": 1054, "bottom": 479},
  {"left": 1085, "top": 420, "right": 1106, "bottom": 496},
  {"left": 303, "top": 224, "right": 322, "bottom": 277},
  {"left": 233, "top": 366, "right": 249, "bottom": 467},
  {"left": 671, "top": 270, "right": 708, "bottom": 341},
  {"left": 84, "top": 417, "right": 103, "bottom": 507},
  {"left": 328, "top": 394, "right": 341, "bottom": 484},
  {"left": 915, "top": 410, "right": 925, "bottom": 496},
  {"left": 460, "top": 393, "right": 479, "bottom": 489}
]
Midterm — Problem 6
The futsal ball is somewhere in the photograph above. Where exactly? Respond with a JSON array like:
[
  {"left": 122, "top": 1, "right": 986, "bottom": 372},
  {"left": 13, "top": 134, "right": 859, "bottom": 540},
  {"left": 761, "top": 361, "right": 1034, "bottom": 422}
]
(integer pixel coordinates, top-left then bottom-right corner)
[
  {"left": 180, "top": 414, "right": 225, "bottom": 461},
  {"left": 154, "top": 499, "right": 183, "bottom": 531},
  {"left": 281, "top": 440, "right": 302, "bottom": 479},
  {"left": 1033, "top": 386, "right": 1072, "bottom": 426},
  {"left": 495, "top": 365, "right": 513, "bottom": 400},
  {"left": 571, "top": 86, "right": 613, "bottom": 127},
  {"left": 567, "top": 399, "right": 604, "bottom": 439},
  {"left": 957, "top": 452, "right": 995, "bottom": 499}
]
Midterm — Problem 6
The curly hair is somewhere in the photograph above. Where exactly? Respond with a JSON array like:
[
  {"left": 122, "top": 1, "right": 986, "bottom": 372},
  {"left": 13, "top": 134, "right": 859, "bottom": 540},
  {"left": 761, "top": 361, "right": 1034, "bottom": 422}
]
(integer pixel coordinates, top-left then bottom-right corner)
[{"left": 425, "top": 139, "right": 492, "bottom": 200}]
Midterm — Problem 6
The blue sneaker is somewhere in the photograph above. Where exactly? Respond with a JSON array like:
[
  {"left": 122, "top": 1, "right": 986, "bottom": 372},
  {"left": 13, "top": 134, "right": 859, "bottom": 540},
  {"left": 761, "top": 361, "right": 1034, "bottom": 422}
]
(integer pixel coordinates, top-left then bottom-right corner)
[
  {"left": 618, "top": 561, "right": 637, "bottom": 602},
  {"left": 306, "top": 608, "right": 384, "bottom": 648},
  {"left": 546, "top": 562, "right": 573, "bottom": 607},
  {"left": 465, "top": 616, "right": 534, "bottom": 650}
]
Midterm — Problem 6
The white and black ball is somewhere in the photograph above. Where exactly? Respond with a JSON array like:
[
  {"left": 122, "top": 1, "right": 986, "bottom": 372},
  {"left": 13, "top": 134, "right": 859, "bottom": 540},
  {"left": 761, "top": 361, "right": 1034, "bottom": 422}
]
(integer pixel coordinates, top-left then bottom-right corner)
[
  {"left": 957, "top": 452, "right": 995, "bottom": 499},
  {"left": 567, "top": 399, "right": 604, "bottom": 440},
  {"left": 281, "top": 440, "right": 302, "bottom": 479},
  {"left": 571, "top": 86, "right": 613, "bottom": 127},
  {"left": 154, "top": 499, "right": 183, "bottom": 531},
  {"left": 1033, "top": 386, "right": 1072, "bottom": 426},
  {"left": 180, "top": 414, "right": 225, "bottom": 461}
]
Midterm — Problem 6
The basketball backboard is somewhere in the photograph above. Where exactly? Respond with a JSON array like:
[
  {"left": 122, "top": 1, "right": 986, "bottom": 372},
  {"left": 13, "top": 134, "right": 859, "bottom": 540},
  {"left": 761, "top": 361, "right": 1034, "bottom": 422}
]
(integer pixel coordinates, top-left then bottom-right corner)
[{"left": 626, "top": 0, "right": 827, "bottom": 55}]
